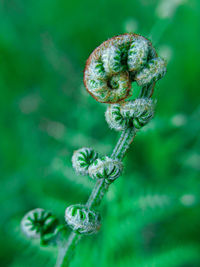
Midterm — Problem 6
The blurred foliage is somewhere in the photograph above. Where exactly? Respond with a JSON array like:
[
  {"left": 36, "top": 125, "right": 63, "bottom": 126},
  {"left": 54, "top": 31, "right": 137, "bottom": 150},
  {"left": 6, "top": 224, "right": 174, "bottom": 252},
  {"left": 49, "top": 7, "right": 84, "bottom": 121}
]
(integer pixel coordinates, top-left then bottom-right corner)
[{"left": 0, "top": 0, "right": 200, "bottom": 266}]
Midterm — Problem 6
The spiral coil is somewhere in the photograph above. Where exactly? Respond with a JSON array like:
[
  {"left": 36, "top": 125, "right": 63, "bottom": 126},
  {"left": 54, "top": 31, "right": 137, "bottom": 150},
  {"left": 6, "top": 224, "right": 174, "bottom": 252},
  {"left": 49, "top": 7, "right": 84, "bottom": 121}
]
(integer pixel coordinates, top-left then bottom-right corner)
[
  {"left": 21, "top": 208, "right": 58, "bottom": 239},
  {"left": 65, "top": 204, "right": 101, "bottom": 234},
  {"left": 84, "top": 34, "right": 166, "bottom": 103},
  {"left": 88, "top": 156, "right": 123, "bottom": 183},
  {"left": 72, "top": 147, "right": 98, "bottom": 176},
  {"left": 105, "top": 98, "right": 155, "bottom": 131}
]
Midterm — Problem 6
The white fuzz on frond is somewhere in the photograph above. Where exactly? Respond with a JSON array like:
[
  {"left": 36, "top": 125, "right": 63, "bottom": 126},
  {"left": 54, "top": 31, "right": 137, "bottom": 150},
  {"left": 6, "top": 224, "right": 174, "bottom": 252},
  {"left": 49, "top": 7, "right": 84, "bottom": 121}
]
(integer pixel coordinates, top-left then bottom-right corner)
[
  {"left": 72, "top": 147, "right": 98, "bottom": 176},
  {"left": 136, "top": 57, "right": 167, "bottom": 86},
  {"left": 88, "top": 156, "right": 123, "bottom": 183},
  {"left": 21, "top": 208, "right": 58, "bottom": 239},
  {"left": 84, "top": 34, "right": 167, "bottom": 103},
  {"left": 105, "top": 99, "right": 155, "bottom": 131},
  {"left": 65, "top": 204, "right": 101, "bottom": 235}
]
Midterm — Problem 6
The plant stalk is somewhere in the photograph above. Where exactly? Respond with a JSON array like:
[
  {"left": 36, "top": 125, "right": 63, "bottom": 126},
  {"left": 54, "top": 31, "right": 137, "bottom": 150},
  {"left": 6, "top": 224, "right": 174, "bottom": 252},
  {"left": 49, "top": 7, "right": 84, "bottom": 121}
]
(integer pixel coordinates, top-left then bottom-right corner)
[{"left": 57, "top": 127, "right": 136, "bottom": 267}]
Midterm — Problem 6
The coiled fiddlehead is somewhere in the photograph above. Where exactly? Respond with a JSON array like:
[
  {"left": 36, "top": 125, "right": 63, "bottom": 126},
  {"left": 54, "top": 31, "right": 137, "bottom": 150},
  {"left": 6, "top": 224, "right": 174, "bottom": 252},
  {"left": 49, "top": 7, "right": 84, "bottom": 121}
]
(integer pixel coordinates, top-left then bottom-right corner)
[
  {"left": 105, "top": 98, "right": 155, "bottom": 131},
  {"left": 72, "top": 147, "right": 98, "bottom": 176},
  {"left": 21, "top": 208, "right": 59, "bottom": 244},
  {"left": 65, "top": 204, "right": 101, "bottom": 234},
  {"left": 88, "top": 156, "right": 123, "bottom": 183},
  {"left": 84, "top": 33, "right": 166, "bottom": 103}
]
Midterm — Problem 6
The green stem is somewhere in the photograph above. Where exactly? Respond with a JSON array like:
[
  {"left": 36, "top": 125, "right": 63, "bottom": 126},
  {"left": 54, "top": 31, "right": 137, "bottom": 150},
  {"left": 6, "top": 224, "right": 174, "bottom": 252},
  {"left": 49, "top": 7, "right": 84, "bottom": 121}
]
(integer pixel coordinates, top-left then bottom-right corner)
[
  {"left": 56, "top": 232, "right": 81, "bottom": 267},
  {"left": 57, "top": 127, "right": 136, "bottom": 266},
  {"left": 111, "top": 127, "right": 136, "bottom": 160},
  {"left": 86, "top": 178, "right": 108, "bottom": 209}
]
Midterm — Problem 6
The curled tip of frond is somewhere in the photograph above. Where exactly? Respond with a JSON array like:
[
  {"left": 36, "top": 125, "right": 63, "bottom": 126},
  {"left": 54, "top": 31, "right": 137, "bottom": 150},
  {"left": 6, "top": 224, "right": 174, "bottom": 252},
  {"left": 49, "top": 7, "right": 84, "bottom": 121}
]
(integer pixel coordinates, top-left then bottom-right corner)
[
  {"left": 84, "top": 33, "right": 167, "bottom": 103},
  {"left": 105, "top": 98, "right": 155, "bottom": 131},
  {"left": 88, "top": 156, "right": 123, "bottom": 183},
  {"left": 72, "top": 147, "right": 98, "bottom": 176},
  {"left": 21, "top": 208, "right": 58, "bottom": 239},
  {"left": 65, "top": 204, "right": 101, "bottom": 235}
]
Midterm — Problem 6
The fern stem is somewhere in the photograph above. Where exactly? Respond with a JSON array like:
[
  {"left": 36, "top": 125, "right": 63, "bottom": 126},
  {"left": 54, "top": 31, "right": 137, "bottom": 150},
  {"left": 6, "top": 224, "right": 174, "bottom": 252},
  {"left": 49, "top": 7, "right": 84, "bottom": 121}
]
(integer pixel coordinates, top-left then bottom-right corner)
[
  {"left": 57, "top": 127, "right": 136, "bottom": 266},
  {"left": 56, "top": 232, "right": 81, "bottom": 267},
  {"left": 86, "top": 179, "right": 107, "bottom": 209},
  {"left": 112, "top": 127, "right": 136, "bottom": 160}
]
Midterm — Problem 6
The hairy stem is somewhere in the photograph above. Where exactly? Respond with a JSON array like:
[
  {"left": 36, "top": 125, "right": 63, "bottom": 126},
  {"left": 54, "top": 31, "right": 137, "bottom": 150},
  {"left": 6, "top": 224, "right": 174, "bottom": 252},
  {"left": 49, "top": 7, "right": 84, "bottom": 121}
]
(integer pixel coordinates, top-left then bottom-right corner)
[
  {"left": 56, "top": 232, "right": 81, "bottom": 267},
  {"left": 111, "top": 127, "right": 136, "bottom": 160},
  {"left": 57, "top": 127, "right": 136, "bottom": 266},
  {"left": 86, "top": 179, "right": 108, "bottom": 209}
]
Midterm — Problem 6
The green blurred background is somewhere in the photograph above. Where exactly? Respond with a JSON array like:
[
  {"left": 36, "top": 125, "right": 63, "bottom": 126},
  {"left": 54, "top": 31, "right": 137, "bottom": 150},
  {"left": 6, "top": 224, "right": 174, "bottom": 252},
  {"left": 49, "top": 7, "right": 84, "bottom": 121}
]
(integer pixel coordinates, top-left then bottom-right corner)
[{"left": 0, "top": 0, "right": 200, "bottom": 266}]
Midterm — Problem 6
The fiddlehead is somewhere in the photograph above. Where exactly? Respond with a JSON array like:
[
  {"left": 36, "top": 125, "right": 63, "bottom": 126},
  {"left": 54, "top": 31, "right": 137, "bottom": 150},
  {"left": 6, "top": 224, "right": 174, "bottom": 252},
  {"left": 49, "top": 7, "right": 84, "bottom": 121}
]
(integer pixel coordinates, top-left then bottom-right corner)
[
  {"left": 105, "top": 98, "right": 155, "bottom": 131},
  {"left": 72, "top": 147, "right": 98, "bottom": 176},
  {"left": 88, "top": 156, "right": 123, "bottom": 184},
  {"left": 84, "top": 33, "right": 166, "bottom": 103},
  {"left": 21, "top": 208, "right": 59, "bottom": 245},
  {"left": 65, "top": 204, "right": 101, "bottom": 235}
]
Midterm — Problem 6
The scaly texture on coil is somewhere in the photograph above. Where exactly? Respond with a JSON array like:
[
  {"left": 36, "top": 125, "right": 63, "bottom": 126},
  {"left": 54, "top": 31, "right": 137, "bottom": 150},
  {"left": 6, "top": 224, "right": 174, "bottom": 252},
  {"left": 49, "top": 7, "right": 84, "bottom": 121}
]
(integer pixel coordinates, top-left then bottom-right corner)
[
  {"left": 135, "top": 57, "right": 167, "bottom": 86},
  {"left": 84, "top": 33, "right": 166, "bottom": 103},
  {"left": 88, "top": 156, "right": 123, "bottom": 183},
  {"left": 21, "top": 208, "right": 58, "bottom": 239},
  {"left": 65, "top": 204, "right": 101, "bottom": 234},
  {"left": 105, "top": 98, "right": 155, "bottom": 131},
  {"left": 72, "top": 147, "right": 98, "bottom": 176}
]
